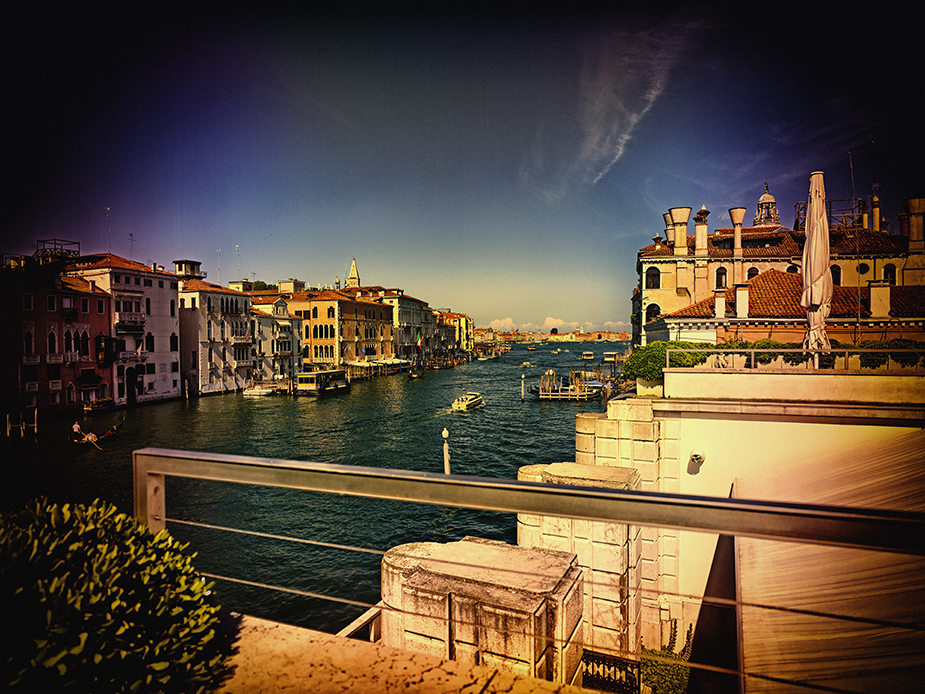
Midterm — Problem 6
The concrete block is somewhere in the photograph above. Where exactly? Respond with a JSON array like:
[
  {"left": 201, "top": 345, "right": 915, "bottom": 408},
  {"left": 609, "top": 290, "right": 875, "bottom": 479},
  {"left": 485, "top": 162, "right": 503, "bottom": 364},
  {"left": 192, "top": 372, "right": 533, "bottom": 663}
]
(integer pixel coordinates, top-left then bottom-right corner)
[
  {"left": 452, "top": 639, "right": 481, "bottom": 665},
  {"left": 658, "top": 533, "right": 679, "bottom": 557},
  {"left": 591, "top": 519, "right": 628, "bottom": 546},
  {"left": 590, "top": 569, "right": 626, "bottom": 603},
  {"left": 590, "top": 624, "right": 624, "bottom": 653},
  {"left": 517, "top": 523, "right": 541, "bottom": 549},
  {"left": 626, "top": 400, "right": 653, "bottom": 422},
  {"left": 590, "top": 541, "right": 623, "bottom": 576},
  {"left": 633, "top": 421, "right": 656, "bottom": 442},
  {"left": 659, "top": 476, "right": 680, "bottom": 494},
  {"left": 635, "top": 461, "right": 657, "bottom": 484},
  {"left": 401, "top": 585, "right": 448, "bottom": 640},
  {"left": 639, "top": 557, "right": 658, "bottom": 583},
  {"left": 573, "top": 518, "right": 591, "bottom": 540},
  {"left": 539, "top": 534, "right": 571, "bottom": 554},
  {"left": 657, "top": 554, "right": 679, "bottom": 578},
  {"left": 595, "top": 437, "right": 619, "bottom": 459},
  {"left": 591, "top": 597, "right": 623, "bottom": 630},
  {"left": 404, "top": 629, "right": 447, "bottom": 659},
  {"left": 659, "top": 437, "right": 680, "bottom": 462},
  {"left": 479, "top": 604, "right": 536, "bottom": 658},
  {"left": 595, "top": 418, "right": 620, "bottom": 438},
  {"left": 575, "top": 451, "right": 594, "bottom": 466},
  {"left": 540, "top": 514, "right": 572, "bottom": 538},
  {"left": 662, "top": 418, "right": 681, "bottom": 440},
  {"left": 572, "top": 537, "right": 592, "bottom": 566}
]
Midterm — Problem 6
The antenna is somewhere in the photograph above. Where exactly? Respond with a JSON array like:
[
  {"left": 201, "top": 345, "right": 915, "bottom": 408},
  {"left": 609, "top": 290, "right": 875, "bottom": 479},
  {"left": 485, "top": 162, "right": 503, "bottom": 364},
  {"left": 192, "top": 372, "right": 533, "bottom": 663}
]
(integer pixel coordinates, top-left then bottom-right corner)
[
  {"left": 236, "top": 245, "right": 242, "bottom": 281},
  {"left": 128, "top": 233, "right": 134, "bottom": 260},
  {"left": 106, "top": 207, "right": 112, "bottom": 254},
  {"left": 217, "top": 248, "right": 221, "bottom": 284}
]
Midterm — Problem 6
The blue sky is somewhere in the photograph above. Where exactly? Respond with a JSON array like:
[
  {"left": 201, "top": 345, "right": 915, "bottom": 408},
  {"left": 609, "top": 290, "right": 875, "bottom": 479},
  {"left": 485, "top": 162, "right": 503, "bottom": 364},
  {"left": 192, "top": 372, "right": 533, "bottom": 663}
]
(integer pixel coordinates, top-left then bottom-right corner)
[{"left": 4, "top": 2, "right": 923, "bottom": 332}]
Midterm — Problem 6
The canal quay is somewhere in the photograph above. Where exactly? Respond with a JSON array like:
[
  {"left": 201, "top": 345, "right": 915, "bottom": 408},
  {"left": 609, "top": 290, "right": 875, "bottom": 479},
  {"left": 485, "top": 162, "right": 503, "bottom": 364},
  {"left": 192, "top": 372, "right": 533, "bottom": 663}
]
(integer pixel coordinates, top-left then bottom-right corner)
[{"left": 2, "top": 342, "right": 628, "bottom": 633}]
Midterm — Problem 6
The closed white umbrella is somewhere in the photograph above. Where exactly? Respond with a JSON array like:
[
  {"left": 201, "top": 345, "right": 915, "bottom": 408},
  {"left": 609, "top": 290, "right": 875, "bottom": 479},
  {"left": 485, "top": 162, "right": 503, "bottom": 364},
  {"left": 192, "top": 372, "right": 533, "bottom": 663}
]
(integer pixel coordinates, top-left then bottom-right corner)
[{"left": 801, "top": 171, "right": 833, "bottom": 361}]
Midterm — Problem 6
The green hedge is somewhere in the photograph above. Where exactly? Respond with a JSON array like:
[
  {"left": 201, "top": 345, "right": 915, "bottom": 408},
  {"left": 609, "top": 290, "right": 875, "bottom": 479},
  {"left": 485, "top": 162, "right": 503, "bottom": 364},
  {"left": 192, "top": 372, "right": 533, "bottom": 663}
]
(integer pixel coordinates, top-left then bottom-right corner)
[{"left": 1, "top": 498, "right": 233, "bottom": 693}]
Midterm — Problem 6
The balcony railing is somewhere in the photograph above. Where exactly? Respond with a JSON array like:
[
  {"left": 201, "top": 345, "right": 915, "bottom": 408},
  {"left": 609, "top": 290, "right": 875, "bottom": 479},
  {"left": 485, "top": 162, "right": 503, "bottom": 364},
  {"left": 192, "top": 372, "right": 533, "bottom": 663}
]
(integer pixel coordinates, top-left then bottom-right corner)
[
  {"left": 46, "top": 353, "right": 63, "bottom": 364},
  {"left": 49, "top": 380, "right": 62, "bottom": 391},
  {"left": 65, "top": 352, "right": 80, "bottom": 364},
  {"left": 114, "top": 311, "right": 145, "bottom": 324},
  {"left": 22, "top": 354, "right": 40, "bottom": 364},
  {"left": 233, "top": 359, "right": 254, "bottom": 368},
  {"left": 133, "top": 448, "right": 925, "bottom": 692},
  {"left": 118, "top": 351, "right": 148, "bottom": 362},
  {"left": 665, "top": 347, "right": 925, "bottom": 372},
  {"left": 25, "top": 382, "right": 39, "bottom": 392}
]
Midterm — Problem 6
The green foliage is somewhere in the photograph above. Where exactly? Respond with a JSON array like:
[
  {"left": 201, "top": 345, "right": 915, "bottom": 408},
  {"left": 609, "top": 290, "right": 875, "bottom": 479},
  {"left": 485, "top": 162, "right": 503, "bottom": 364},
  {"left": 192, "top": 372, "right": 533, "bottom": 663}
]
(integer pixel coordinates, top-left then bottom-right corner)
[
  {"left": 1, "top": 498, "right": 233, "bottom": 693},
  {"left": 857, "top": 339, "right": 925, "bottom": 369},
  {"left": 640, "top": 621, "right": 693, "bottom": 694},
  {"left": 624, "top": 341, "right": 712, "bottom": 382}
]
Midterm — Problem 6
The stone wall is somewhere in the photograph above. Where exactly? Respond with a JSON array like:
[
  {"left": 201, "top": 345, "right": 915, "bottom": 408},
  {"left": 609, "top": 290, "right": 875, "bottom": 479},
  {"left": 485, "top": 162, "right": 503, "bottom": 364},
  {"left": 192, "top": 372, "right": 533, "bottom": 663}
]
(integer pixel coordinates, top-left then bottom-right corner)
[{"left": 518, "top": 462, "right": 642, "bottom": 657}]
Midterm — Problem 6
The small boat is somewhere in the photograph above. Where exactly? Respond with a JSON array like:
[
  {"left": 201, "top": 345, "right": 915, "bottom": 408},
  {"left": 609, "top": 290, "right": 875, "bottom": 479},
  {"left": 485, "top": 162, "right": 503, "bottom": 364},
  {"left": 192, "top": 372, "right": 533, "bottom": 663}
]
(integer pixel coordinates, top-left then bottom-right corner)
[
  {"left": 526, "top": 345, "right": 537, "bottom": 351},
  {"left": 521, "top": 361, "right": 533, "bottom": 368},
  {"left": 581, "top": 351, "right": 594, "bottom": 360},
  {"left": 73, "top": 421, "right": 123, "bottom": 445},
  {"left": 295, "top": 369, "right": 351, "bottom": 396},
  {"left": 452, "top": 392, "right": 483, "bottom": 410},
  {"left": 243, "top": 384, "right": 276, "bottom": 396}
]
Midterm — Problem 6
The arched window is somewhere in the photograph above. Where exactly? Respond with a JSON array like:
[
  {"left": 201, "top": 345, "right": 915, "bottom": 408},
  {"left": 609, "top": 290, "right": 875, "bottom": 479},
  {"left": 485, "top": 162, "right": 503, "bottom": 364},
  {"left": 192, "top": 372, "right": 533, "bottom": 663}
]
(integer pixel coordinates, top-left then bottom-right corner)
[
  {"left": 48, "top": 331, "right": 57, "bottom": 354},
  {"left": 883, "top": 264, "right": 896, "bottom": 285},
  {"left": 830, "top": 264, "right": 841, "bottom": 286},
  {"left": 312, "top": 307, "right": 318, "bottom": 319},
  {"left": 715, "top": 267, "right": 727, "bottom": 288},
  {"left": 170, "top": 299, "right": 175, "bottom": 316},
  {"left": 24, "top": 331, "right": 33, "bottom": 355},
  {"left": 645, "top": 267, "right": 660, "bottom": 289},
  {"left": 747, "top": 267, "right": 759, "bottom": 280},
  {"left": 208, "top": 297, "right": 213, "bottom": 312},
  {"left": 145, "top": 297, "right": 151, "bottom": 315},
  {"left": 645, "top": 304, "right": 661, "bottom": 323},
  {"left": 327, "top": 306, "right": 335, "bottom": 319},
  {"left": 80, "top": 331, "right": 90, "bottom": 356},
  {"left": 64, "top": 330, "right": 73, "bottom": 353},
  {"left": 145, "top": 332, "right": 154, "bottom": 352},
  {"left": 786, "top": 265, "right": 799, "bottom": 274},
  {"left": 170, "top": 333, "right": 179, "bottom": 351}
]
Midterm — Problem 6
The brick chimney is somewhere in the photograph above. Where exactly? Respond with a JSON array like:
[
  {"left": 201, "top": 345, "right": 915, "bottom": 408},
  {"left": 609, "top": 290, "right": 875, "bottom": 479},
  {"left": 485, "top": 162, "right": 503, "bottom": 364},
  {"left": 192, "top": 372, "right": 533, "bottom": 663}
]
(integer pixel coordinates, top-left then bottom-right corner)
[
  {"left": 670, "top": 207, "right": 692, "bottom": 256},
  {"left": 694, "top": 206, "right": 710, "bottom": 257},
  {"left": 734, "top": 283, "right": 749, "bottom": 318},
  {"left": 729, "top": 207, "right": 747, "bottom": 258},
  {"left": 868, "top": 280, "right": 891, "bottom": 319},
  {"left": 714, "top": 288, "right": 726, "bottom": 318}
]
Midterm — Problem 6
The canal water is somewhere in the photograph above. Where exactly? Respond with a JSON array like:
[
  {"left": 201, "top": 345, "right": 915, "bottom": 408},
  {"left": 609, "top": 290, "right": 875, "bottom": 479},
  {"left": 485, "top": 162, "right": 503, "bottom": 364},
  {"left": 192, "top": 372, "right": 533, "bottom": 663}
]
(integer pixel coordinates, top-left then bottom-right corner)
[{"left": 2, "top": 342, "right": 628, "bottom": 632}]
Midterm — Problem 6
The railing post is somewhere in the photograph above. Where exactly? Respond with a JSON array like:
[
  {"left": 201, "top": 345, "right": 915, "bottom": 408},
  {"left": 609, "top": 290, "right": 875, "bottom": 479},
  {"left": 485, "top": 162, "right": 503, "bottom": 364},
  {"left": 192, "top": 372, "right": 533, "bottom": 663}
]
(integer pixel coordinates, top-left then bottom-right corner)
[{"left": 133, "top": 454, "right": 166, "bottom": 532}]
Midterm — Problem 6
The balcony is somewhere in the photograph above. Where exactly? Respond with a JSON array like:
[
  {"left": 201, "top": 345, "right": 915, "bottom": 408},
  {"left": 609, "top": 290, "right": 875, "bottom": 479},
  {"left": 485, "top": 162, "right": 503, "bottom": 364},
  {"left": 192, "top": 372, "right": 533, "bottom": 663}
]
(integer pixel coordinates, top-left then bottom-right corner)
[
  {"left": 62, "top": 307, "right": 79, "bottom": 321},
  {"left": 233, "top": 335, "right": 251, "bottom": 344},
  {"left": 113, "top": 311, "right": 145, "bottom": 324},
  {"left": 46, "top": 353, "right": 64, "bottom": 364},
  {"left": 234, "top": 359, "right": 254, "bottom": 368},
  {"left": 49, "top": 380, "right": 62, "bottom": 391},
  {"left": 23, "top": 354, "right": 40, "bottom": 364},
  {"left": 118, "top": 351, "right": 149, "bottom": 362},
  {"left": 133, "top": 448, "right": 925, "bottom": 694},
  {"left": 65, "top": 352, "right": 80, "bottom": 364},
  {"left": 208, "top": 362, "right": 218, "bottom": 370},
  {"left": 25, "top": 382, "right": 38, "bottom": 392}
]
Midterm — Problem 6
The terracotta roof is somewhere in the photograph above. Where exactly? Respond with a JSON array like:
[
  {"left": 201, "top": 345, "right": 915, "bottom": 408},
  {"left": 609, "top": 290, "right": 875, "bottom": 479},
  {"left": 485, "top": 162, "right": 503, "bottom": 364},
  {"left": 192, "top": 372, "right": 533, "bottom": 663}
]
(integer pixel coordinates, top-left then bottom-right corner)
[
  {"left": 70, "top": 253, "right": 177, "bottom": 276},
  {"left": 179, "top": 278, "right": 248, "bottom": 295},
  {"left": 830, "top": 229, "right": 908, "bottom": 255},
  {"left": 60, "top": 275, "right": 109, "bottom": 295},
  {"left": 664, "top": 270, "right": 873, "bottom": 320}
]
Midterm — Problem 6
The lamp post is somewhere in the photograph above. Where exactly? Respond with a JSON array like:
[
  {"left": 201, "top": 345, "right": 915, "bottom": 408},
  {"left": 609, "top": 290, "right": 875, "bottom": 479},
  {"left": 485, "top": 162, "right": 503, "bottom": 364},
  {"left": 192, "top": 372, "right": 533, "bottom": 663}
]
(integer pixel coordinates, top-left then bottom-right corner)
[{"left": 442, "top": 427, "right": 450, "bottom": 475}]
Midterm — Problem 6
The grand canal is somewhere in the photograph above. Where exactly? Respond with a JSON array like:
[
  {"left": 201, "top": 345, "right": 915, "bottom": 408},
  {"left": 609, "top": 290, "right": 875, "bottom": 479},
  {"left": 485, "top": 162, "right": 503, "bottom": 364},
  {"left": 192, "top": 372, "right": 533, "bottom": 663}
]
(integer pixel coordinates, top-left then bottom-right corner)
[{"left": 2, "top": 342, "right": 627, "bottom": 632}]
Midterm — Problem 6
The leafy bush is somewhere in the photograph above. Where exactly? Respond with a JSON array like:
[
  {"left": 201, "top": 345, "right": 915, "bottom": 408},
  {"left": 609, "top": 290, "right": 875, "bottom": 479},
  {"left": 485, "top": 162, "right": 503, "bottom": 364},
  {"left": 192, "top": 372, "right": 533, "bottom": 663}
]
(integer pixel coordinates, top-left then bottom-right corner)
[
  {"left": 1, "top": 498, "right": 233, "bottom": 693},
  {"left": 641, "top": 621, "right": 692, "bottom": 694},
  {"left": 624, "top": 341, "right": 713, "bottom": 382}
]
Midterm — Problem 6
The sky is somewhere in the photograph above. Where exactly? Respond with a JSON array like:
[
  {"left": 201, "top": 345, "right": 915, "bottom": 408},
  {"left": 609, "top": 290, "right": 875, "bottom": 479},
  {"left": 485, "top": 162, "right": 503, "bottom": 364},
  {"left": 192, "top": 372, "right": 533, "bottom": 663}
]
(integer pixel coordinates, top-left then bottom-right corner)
[{"left": 3, "top": 2, "right": 924, "bottom": 333}]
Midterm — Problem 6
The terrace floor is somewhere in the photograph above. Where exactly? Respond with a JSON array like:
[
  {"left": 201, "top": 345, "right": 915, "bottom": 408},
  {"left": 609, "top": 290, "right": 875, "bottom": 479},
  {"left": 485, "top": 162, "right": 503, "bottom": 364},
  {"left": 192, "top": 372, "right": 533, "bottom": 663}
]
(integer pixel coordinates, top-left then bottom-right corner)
[{"left": 215, "top": 615, "right": 599, "bottom": 694}]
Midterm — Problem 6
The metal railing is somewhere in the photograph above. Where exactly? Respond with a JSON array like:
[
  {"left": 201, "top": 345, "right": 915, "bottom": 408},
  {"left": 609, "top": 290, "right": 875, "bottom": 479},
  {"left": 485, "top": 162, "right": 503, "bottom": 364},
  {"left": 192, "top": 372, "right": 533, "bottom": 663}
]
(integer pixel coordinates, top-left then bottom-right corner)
[
  {"left": 665, "top": 347, "right": 925, "bottom": 371},
  {"left": 132, "top": 448, "right": 925, "bottom": 693}
]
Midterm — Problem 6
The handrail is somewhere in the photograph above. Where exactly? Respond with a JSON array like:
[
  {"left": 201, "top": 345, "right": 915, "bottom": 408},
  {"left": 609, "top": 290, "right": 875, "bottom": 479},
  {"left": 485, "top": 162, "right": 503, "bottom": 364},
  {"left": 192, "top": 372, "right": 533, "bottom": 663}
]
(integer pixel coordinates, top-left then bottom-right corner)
[
  {"left": 665, "top": 347, "right": 925, "bottom": 371},
  {"left": 133, "top": 448, "right": 925, "bottom": 556}
]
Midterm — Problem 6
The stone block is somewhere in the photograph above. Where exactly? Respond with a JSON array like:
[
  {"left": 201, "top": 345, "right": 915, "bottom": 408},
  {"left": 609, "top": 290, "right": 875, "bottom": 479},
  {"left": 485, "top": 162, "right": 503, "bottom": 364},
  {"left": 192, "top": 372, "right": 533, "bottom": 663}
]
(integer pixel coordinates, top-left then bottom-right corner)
[
  {"left": 573, "top": 518, "right": 591, "bottom": 540},
  {"left": 658, "top": 533, "right": 679, "bottom": 557},
  {"left": 590, "top": 624, "right": 624, "bottom": 653},
  {"left": 401, "top": 585, "right": 449, "bottom": 640},
  {"left": 591, "top": 519, "right": 628, "bottom": 546},
  {"left": 481, "top": 651, "right": 532, "bottom": 678},
  {"left": 659, "top": 437, "right": 680, "bottom": 462},
  {"left": 639, "top": 557, "right": 658, "bottom": 583},
  {"left": 540, "top": 514, "right": 572, "bottom": 538},
  {"left": 451, "top": 594, "right": 479, "bottom": 645},
  {"left": 590, "top": 569, "right": 626, "bottom": 603},
  {"left": 404, "top": 629, "right": 447, "bottom": 659},
  {"left": 595, "top": 417, "right": 620, "bottom": 438},
  {"left": 625, "top": 400, "right": 653, "bottom": 422},
  {"left": 590, "top": 540, "right": 623, "bottom": 575},
  {"left": 662, "top": 417, "right": 681, "bottom": 440},
  {"left": 657, "top": 554, "right": 679, "bottom": 578},
  {"left": 562, "top": 630, "right": 584, "bottom": 684},
  {"left": 572, "top": 536, "right": 592, "bottom": 566},
  {"left": 633, "top": 439, "right": 657, "bottom": 462},
  {"left": 575, "top": 450, "right": 594, "bottom": 466},
  {"left": 659, "top": 476, "right": 680, "bottom": 494},
  {"left": 633, "top": 421, "right": 656, "bottom": 442},
  {"left": 478, "top": 603, "right": 537, "bottom": 658},
  {"left": 595, "top": 437, "right": 619, "bottom": 460},
  {"left": 451, "top": 640, "right": 481, "bottom": 665},
  {"left": 539, "top": 533, "right": 571, "bottom": 554},
  {"left": 607, "top": 400, "right": 630, "bottom": 421},
  {"left": 635, "top": 461, "right": 657, "bottom": 485},
  {"left": 591, "top": 596, "right": 623, "bottom": 630}
]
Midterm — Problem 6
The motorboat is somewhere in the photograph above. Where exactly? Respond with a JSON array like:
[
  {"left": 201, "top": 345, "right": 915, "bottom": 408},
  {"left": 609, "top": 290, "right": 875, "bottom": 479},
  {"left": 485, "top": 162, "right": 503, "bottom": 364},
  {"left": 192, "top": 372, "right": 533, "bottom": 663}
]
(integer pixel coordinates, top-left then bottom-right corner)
[
  {"left": 295, "top": 369, "right": 351, "bottom": 396},
  {"left": 521, "top": 361, "right": 533, "bottom": 368},
  {"left": 452, "top": 392, "right": 483, "bottom": 410},
  {"left": 243, "top": 384, "right": 276, "bottom": 396},
  {"left": 581, "top": 351, "right": 594, "bottom": 360}
]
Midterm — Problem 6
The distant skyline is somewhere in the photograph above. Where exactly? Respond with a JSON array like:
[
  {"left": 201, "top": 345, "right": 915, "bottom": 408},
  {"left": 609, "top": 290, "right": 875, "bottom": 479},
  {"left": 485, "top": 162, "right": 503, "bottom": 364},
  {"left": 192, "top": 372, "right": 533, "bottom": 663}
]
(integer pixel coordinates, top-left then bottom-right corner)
[{"left": 4, "top": 2, "right": 923, "bottom": 332}]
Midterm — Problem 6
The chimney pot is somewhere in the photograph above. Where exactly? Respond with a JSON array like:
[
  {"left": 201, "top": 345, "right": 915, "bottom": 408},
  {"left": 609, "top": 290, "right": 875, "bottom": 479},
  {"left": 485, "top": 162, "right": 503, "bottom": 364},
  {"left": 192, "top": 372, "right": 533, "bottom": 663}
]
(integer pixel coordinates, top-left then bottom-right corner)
[
  {"left": 713, "top": 288, "right": 727, "bottom": 319},
  {"left": 734, "top": 283, "right": 749, "bottom": 318}
]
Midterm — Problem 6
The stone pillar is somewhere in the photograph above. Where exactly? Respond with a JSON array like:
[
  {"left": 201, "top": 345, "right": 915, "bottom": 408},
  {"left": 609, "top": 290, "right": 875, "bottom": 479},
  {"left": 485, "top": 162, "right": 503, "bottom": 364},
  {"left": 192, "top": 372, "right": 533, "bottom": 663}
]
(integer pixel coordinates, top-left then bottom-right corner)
[
  {"left": 381, "top": 537, "right": 584, "bottom": 686},
  {"left": 576, "top": 412, "right": 606, "bottom": 465},
  {"left": 519, "top": 462, "right": 642, "bottom": 658}
]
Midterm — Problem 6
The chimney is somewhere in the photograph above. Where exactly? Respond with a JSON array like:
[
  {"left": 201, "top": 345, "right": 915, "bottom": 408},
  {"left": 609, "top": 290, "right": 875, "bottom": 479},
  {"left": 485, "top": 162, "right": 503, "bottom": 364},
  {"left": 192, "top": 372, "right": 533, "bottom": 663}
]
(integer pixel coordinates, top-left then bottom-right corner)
[
  {"left": 694, "top": 205, "right": 710, "bottom": 257},
  {"left": 729, "top": 207, "right": 747, "bottom": 258},
  {"left": 872, "top": 194, "right": 881, "bottom": 232},
  {"left": 734, "top": 283, "right": 749, "bottom": 318},
  {"left": 713, "top": 288, "right": 726, "bottom": 318},
  {"left": 868, "top": 279, "right": 891, "bottom": 319},
  {"left": 903, "top": 198, "right": 924, "bottom": 253},
  {"left": 151, "top": 262, "right": 158, "bottom": 271},
  {"left": 662, "top": 212, "right": 672, "bottom": 244},
  {"left": 669, "top": 207, "right": 692, "bottom": 256}
]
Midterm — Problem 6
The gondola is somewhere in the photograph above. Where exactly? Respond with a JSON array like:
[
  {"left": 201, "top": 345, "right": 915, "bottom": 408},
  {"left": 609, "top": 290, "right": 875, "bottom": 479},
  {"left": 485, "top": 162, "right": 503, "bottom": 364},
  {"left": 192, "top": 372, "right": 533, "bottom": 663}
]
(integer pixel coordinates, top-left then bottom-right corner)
[{"left": 73, "top": 421, "right": 124, "bottom": 445}]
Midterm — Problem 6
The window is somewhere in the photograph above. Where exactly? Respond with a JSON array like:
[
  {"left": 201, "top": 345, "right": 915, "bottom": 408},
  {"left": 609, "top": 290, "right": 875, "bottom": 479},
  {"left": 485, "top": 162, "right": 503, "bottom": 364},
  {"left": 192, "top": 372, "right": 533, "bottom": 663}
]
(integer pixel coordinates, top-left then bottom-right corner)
[
  {"left": 48, "top": 295, "right": 57, "bottom": 311},
  {"left": 146, "top": 363, "right": 156, "bottom": 375},
  {"left": 170, "top": 299, "right": 175, "bottom": 316},
  {"left": 715, "top": 267, "right": 727, "bottom": 288},
  {"left": 81, "top": 298, "right": 89, "bottom": 313},
  {"left": 830, "top": 264, "right": 841, "bottom": 286},
  {"left": 747, "top": 267, "right": 759, "bottom": 280},
  {"left": 191, "top": 297, "right": 196, "bottom": 310},
  {"left": 883, "top": 264, "right": 896, "bottom": 285},
  {"left": 81, "top": 331, "right": 90, "bottom": 356},
  {"left": 786, "top": 265, "right": 799, "bottom": 274},
  {"left": 327, "top": 307, "right": 335, "bottom": 319},
  {"left": 23, "top": 293, "right": 33, "bottom": 310},
  {"left": 144, "top": 279, "right": 152, "bottom": 287},
  {"left": 145, "top": 333, "right": 154, "bottom": 352},
  {"left": 135, "top": 277, "right": 141, "bottom": 285},
  {"left": 171, "top": 361, "right": 179, "bottom": 372},
  {"left": 312, "top": 307, "right": 318, "bottom": 319},
  {"left": 48, "top": 331, "right": 57, "bottom": 353},
  {"left": 159, "top": 280, "right": 164, "bottom": 288},
  {"left": 145, "top": 297, "right": 151, "bottom": 315},
  {"left": 645, "top": 304, "right": 661, "bottom": 323},
  {"left": 114, "top": 274, "right": 121, "bottom": 283},
  {"left": 64, "top": 330, "right": 73, "bottom": 353},
  {"left": 170, "top": 333, "right": 178, "bottom": 351},
  {"left": 645, "top": 267, "right": 660, "bottom": 289}
]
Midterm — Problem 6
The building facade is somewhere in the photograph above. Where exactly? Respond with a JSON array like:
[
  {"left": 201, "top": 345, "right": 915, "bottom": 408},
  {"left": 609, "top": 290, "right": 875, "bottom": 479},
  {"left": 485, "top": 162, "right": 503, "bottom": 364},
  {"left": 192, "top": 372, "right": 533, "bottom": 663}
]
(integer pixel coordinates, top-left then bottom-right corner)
[
  {"left": 175, "top": 260, "right": 253, "bottom": 396},
  {"left": 250, "top": 296, "right": 303, "bottom": 388},
  {"left": 68, "top": 253, "right": 181, "bottom": 406}
]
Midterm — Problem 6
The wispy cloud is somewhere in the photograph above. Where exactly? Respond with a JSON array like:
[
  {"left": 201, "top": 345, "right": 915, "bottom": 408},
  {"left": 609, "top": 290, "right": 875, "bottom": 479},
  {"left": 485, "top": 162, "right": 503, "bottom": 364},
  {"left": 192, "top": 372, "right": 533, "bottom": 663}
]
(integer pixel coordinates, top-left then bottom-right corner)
[{"left": 520, "top": 24, "right": 688, "bottom": 204}]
